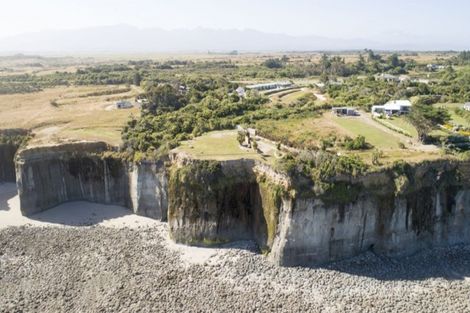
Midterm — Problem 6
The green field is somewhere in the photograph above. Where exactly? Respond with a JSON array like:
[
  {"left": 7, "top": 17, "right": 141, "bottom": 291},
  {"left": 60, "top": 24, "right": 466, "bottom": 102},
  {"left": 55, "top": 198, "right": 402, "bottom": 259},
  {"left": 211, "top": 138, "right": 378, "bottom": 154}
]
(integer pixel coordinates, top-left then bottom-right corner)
[
  {"left": 434, "top": 103, "right": 470, "bottom": 127},
  {"left": 281, "top": 90, "right": 308, "bottom": 104},
  {"left": 331, "top": 116, "right": 402, "bottom": 149},
  {"left": 174, "top": 130, "right": 262, "bottom": 161},
  {"left": 381, "top": 116, "right": 418, "bottom": 138}
]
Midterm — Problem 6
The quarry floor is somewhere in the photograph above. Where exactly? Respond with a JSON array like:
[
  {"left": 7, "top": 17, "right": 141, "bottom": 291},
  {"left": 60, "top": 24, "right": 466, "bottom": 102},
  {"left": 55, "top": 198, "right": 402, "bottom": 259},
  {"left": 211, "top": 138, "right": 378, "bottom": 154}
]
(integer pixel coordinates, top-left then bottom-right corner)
[{"left": 1, "top": 183, "right": 470, "bottom": 312}]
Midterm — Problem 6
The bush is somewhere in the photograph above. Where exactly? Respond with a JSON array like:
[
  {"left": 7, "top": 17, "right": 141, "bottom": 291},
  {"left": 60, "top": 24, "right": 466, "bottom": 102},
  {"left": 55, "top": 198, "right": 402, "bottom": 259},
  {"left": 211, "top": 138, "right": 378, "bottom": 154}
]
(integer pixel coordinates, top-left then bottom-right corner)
[
  {"left": 237, "top": 130, "right": 246, "bottom": 145},
  {"left": 372, "top": 149, "right": 384, "bottom": 165},
  {"left": 263, "top": 59, "right": 284, "bottom": 69},
  {"left": 343, "top": 135, "right": 370, "bottom": 150}
]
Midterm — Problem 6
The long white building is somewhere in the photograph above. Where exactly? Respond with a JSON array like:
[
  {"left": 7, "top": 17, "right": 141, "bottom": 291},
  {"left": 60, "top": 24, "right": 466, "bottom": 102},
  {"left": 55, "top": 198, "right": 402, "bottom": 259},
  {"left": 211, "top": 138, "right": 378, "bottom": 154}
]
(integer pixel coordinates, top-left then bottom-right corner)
[{"left": 246, "top": 81, "right": 293, "bottom": 91}]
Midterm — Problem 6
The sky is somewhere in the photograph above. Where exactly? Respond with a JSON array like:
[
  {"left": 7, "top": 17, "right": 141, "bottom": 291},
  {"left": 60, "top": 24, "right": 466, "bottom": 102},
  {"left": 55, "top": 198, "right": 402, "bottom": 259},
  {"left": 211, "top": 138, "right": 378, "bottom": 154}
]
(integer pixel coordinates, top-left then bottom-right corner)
[{"left": 0, "top": 0, "right": 468, "bottom": 40}]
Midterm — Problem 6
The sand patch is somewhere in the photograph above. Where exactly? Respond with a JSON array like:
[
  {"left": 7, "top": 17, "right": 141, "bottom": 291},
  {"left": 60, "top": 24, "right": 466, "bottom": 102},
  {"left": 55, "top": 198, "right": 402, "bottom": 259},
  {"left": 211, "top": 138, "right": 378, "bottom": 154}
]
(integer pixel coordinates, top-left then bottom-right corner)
[{"left": 0, "top": 183, "right": 158, "bottom": 229}]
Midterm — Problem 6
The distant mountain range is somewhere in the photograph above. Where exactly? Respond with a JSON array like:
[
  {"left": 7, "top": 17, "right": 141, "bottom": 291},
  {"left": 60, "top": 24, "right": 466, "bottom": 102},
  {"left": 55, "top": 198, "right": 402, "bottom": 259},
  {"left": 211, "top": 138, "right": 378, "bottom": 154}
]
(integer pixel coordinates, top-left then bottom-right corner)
[{"left": 0, "top": 25, "right": 467, "bottom": 54}]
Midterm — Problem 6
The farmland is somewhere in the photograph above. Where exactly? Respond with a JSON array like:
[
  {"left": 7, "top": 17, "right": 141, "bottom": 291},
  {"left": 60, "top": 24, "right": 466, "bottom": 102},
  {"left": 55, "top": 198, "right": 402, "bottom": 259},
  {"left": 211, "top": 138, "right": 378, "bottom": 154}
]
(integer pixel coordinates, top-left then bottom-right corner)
[{"left": 0, "top": 85, "right": 140, "bottom": 146}]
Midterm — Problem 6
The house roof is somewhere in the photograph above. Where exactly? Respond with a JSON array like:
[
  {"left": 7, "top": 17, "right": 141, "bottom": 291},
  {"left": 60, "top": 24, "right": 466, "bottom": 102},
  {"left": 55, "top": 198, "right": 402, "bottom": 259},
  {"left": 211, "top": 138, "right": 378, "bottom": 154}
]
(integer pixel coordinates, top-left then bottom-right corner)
[
  {"left": 246, "top": 81, "right": 292, "bottom": 89},
  {"left": 377, "top": 73, "right": 398, "bottom": 80},
  {"left": 372, "top": 100, "right": 412, "bottom": 112}
]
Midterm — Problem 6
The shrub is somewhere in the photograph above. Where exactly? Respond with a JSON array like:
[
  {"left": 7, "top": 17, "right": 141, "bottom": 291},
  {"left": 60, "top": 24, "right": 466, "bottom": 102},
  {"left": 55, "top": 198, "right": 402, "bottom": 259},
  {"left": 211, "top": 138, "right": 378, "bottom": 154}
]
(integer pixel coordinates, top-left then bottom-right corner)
[
  {"left": 237, "top": 130, "right": 246, "bottom": 145},
  {"left": 343, "top": 135, "right": 369, "bottom": 150},
  {"left": 372, "top": 149, "right": 384, "bottom": 165}
]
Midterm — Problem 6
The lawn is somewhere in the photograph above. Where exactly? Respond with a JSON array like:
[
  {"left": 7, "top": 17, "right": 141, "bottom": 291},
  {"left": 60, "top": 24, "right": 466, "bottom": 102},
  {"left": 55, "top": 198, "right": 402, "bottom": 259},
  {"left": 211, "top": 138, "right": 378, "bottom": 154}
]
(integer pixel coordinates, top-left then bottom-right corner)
[
  {"left": 434, "top": 103, "right": 470, "bottom": 128},
  {"left": 255, "top": 115, "right": 339, "bottom": 149},
  {"left": 271, "top": 88, "right": 319, "bottom": 107},
  {"left": 331, "top": 116, "right": 402, "bottom": 149},
  {"left": 281, "top": 90, "right": 307, "bottom": 104},
  {"left": 381, "top": 116, "right": 418, "bottom": 138},
  {"left": 175, "top": 130, "right": 262, "bottom": 161}
]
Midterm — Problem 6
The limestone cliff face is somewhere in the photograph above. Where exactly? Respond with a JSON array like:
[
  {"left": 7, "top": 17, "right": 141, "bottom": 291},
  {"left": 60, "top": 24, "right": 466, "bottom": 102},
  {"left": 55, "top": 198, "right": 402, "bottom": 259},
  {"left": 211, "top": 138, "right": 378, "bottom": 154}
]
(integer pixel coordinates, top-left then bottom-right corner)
[
  {"left": 16, "top": 142, "right": 130, "bottom": 215},
  {"left": 166, "top": 155, "right": 470, "bottom": 266},
  {"left": 16, "top": 142, "right": 168, "bottom": 219},
  {"left": 12, "top": 140, "right": 470, "bottom": 266},
  {"left": 270, "top": 161, "right": 470, "bottom": 266},
  {"left": 129, "top": 160, "right": 168, "bottom": 220},
  {"left": 167, "top": 155, "right": 288, "bottom": 251},
  {"left": 0, "top": 129, "right": 30, "bottom": 182},
  {"left": 0, "top": 143, "right": 18, "bottom": 182}
]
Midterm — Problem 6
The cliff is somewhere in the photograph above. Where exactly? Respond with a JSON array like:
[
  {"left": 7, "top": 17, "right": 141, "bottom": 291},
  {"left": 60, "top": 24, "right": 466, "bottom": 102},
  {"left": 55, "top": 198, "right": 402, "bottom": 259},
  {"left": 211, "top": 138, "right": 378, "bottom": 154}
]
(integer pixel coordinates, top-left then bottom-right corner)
[
  {"left": 0, "top": 129, "right": 30, "bottom": 182},
  {"left": 166, "top": 154, "right": 470, "bottom": 265},
  {"left": 272, "top": 160, "right": 470, "bottom": 265},
  {"left": 0, "top": 143, "right": 18, "bottom": 182},
  {"left": 11, "top": 140, "right": 470, "bottom": 266},
  {"left": 16, "top": 142, "right": 168, "bottom": 219},
  {"left": 129, "top": 160, "right": 168, "bottom": 220}
]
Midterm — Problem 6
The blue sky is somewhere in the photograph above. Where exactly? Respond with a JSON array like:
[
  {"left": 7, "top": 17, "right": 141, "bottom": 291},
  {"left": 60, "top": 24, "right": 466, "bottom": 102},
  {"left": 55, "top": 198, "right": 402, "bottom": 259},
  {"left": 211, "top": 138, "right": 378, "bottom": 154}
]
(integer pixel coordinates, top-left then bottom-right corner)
[{"left": 0, "top": 0, "right": 468, "bottom": 40}]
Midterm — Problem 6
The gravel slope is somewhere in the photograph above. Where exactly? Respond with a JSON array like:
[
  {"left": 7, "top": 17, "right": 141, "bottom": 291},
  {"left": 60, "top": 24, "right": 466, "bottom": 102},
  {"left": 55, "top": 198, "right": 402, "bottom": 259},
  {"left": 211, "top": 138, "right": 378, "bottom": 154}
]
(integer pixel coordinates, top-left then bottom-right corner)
[{"left": 1, "top": 225, "right": 470, "bottom": 313}]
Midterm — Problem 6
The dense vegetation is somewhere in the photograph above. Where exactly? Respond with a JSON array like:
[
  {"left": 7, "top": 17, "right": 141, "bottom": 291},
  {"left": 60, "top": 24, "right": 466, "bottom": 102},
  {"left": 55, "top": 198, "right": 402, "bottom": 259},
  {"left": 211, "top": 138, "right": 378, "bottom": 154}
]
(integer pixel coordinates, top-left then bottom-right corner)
[
  {"left": 4, "top": 50, "right": 470, "bottom": 171},
  {"left": 0, "top": 50, "right": 423, "bottom": 95},
  {"left": 122, "top": 78, "right": 328, "bottom": 156}
]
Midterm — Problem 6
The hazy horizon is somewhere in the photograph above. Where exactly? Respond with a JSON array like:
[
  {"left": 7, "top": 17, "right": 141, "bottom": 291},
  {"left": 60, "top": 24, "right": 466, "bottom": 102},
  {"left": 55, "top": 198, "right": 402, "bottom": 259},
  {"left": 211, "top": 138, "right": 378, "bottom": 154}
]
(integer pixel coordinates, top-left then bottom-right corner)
[{"left": 0, "top": 0, "right": 469, "bottom": 52}]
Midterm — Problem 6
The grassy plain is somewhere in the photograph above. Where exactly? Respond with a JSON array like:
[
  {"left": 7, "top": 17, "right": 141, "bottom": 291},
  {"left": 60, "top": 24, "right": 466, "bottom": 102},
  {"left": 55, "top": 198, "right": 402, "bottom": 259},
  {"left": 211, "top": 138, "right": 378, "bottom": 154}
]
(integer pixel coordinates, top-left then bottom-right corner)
[{"left": 0, "top": 85, "right": 140, "bottom": 146}]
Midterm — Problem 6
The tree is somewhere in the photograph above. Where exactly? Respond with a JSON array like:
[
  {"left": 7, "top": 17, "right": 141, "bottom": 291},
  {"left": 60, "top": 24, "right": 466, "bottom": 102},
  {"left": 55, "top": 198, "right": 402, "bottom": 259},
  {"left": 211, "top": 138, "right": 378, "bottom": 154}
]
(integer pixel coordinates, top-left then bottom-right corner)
[
  {"left": 133, "top": 72, "right": 142, "bottom": 86},
  {"left": 407, "top": 104, "right": 450, "bottom": 143},
  {"left": 388, "top": 53, "right": 401, "bottom": 68},
  {"left": 365, "top": 49, "right": 382, "bottom": 62},
  {"left": 143, "top": 84, "right": 183, "bottom": 115},
  {"left": 263, "top": 58, "right": 283, "bottom": 69},
  {"left": 320, "top": 54, "right": 331, "bottom": 72},
  {"left": 355, "top": 54, "right": 366, "bottom": 72}
]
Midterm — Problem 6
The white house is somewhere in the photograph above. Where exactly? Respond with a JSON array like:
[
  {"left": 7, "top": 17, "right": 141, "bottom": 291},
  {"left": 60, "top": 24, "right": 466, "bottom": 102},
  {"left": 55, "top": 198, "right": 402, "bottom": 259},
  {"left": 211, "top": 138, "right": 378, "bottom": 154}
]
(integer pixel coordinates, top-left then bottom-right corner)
[
  {"left": 376, "top": 73, "right": 399, "bottom": 82},
  {"left": 399, "top": 75, "right": 410, "bottom": 82},
  {"left": 464, "top": 103, "right": 470, "bottom": 111},
  {"left": 115, "top": 100, "right": 133, "bottom": 109},
  {"left": 371, "top": 100, "right": 412, "bottom": 117},
  {"left": 236, "top": 87, "right": 246, "bottom": 98},
  {"left": 246, "top": 81, "right": 292, "bottom": 91}
]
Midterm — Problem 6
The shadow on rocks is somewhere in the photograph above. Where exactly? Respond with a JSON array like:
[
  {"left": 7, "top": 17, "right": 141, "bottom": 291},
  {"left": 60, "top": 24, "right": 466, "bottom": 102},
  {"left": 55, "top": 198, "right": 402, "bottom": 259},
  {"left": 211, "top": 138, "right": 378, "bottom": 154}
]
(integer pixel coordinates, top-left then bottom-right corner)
[
  {"left": 0, "top": 182, "right": 17, "bottom": 211},
  {"left": 27, "top": 201, "right": 133, "bottom": 226},
  {"left": 315, "top": 245, "right": 470, "bottom": 281}
]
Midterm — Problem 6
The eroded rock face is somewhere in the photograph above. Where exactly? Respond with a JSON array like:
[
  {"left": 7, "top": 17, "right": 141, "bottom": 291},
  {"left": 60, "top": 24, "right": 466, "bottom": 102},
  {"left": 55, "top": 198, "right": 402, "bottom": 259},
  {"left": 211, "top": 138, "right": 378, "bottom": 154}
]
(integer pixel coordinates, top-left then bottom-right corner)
[
  {"left": 0, "top": 129, "right": 30, "bottom": 182},
  {"left": 12, "top": 141, "right": 470, "bottom": 266},
  {"left": 130, "top": 160, "right": 168, "bottom": 220},
  {"left": 0, "top": 143, "right": 18, "bottom": 182},
  {"left": 271, "top": 161, "right": 470, "bottom": 266},
  {"left": 16, "top": 142, "right": 168, "bottom": 219},
  {"left": 166, "top": 155, "right": 470, "bottom": 266},
  {"left": 167, "top": 156, "right": 288, "bottom": 251},
  {"left": 16, "top": 142, "right": 129, "bottom": 215}
]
